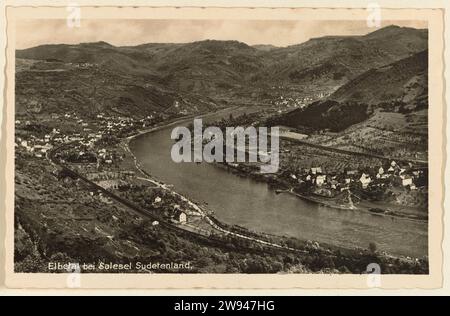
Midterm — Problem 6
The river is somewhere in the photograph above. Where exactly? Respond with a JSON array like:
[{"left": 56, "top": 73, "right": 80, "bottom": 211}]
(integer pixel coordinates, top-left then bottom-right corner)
[{"left": 129, "top": 109, "right": 428, "bottom": 258}]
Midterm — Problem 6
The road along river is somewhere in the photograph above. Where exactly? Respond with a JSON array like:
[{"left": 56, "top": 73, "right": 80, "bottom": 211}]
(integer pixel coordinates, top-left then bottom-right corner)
[{"left": 129, "top": 109, "right": 428, "bottom": 258}]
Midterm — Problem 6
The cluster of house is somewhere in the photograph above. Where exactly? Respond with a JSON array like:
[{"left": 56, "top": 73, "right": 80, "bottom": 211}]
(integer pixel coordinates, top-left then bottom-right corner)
[
  {"left": 73, "top": 113, "right": 144, "bottom": 142},
  {"left": 150, "top": 194, "right": 203, "bottom": 224},
  {"left": 62, "top": 111, "right": 155, "bottom": 139},
  {"left": 273, "top": 92, "right": 329, "bottom": 111},
  {"left": 97, "top": 113, "right": 158, "bottom": 132},
  {"left": 17, "top": 106, "right": 166, "bottom": 164},
  {"left": 72, "top": 62, "right": 96, "bottom": 69},
  {"left": 62, "top": 146, "right": 122, "bottom": 167},
  {"left": 15, "top": 123, "right": 59, "bottom": 158},
  {"left": 373, "top": 161, "right": 421, "bottom": 190},
  {"left": 16, "top": 115, "right": 105, "bottom": 159},
  {"left": 83, "top": 133, "right": 104, "bottom": 147},
  {"left": 288, "top": 160, "right": 424, "bottom": 193},
  {"left": 26, "top": 111, "right": 153, "bottom": 166},
  {"left": 64, "top": 131, "right": 103, "bottom": 149},
  {"left": 16, "top": 138, "right": 53, "bottom": 158},
  {"left": 104, "top": 116, "right": 135, "bottom": 130},
  {"left": 16, "top": 111, "right": 147, "bottom": 161},
  {"left": 274, "top": 96, "right": 310, "bottom": 110},
  {"left": 96, "top": 148, "right": 117, "bottom": 165}
]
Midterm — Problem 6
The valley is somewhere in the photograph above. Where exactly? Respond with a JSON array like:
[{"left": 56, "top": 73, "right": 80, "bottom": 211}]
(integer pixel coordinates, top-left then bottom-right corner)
[{"left": 14, "top": 25, "right": 430, "bottom": 274}]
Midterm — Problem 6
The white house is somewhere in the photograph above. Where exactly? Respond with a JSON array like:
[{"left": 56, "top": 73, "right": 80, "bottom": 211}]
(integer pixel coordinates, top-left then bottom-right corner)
[
  {"left": 174, "top": 209, "right": 187, "bottom": 224},
  {"left": 359, "top": 173, "right": 372, "bottom": 189},
  {"left": 316, "top": 175, "right": 326, "bottom": 186},
  {"left": 402, "top": 178, "right": 413, "bottom": 187}
]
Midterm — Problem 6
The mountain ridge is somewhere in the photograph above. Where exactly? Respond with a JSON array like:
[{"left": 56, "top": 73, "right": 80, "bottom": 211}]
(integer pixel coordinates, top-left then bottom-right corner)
[
  {"left": 16, "top": 25, "right": 428, "bottom": 120},
  {"left": 271, "top": 50, "right": 428, "bottom": 132}
]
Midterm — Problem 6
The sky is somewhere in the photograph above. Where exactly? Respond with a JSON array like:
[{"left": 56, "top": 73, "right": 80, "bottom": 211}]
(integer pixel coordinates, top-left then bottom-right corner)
[{"left": 15, "top": 19, "right": 428, "bottom": 49}]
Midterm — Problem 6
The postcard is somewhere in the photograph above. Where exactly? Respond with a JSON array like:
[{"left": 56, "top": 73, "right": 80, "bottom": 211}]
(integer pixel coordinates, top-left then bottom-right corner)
[{"left": 0, "top": 1, "right": 446, "bottom": 289}]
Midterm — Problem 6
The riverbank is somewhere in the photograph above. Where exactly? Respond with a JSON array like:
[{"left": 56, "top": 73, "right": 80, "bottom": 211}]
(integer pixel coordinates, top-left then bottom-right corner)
[
  {"left": 212, "top": 161, "right": 428, "bottom": 222},
  {"left": 122, "top": 110, "right": 427, "bottom": 262},
  {"left": 122, "top": 143, "right": 426, "bottom": 262},
  {"left": 34, "top": 120, "right": 428, "bottom": 275},
  {"left": 121, "top": 108, "right": 317, "bottom": 254}
]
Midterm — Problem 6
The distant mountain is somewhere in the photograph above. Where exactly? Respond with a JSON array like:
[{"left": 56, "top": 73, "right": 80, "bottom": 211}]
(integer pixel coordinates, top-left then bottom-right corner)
[
  {"left": 144, "top": 40, "right": 268, "bottom": 95},
  {"left": 15, "top": 56, "right": 217, "bottom": 118},
  {"left": 15, "top": 25, "right": 428, "bottom": 118},
  {"left": 271, "top": 50, "right": 428, "bottom": 132},
  {"left": 258, "top": 26, "right": 427, "bottom": 89},
  {"left": 16, "top": 40, "right": 269, "bottom": 111},
  {"left": 16, "top": 42, "right": 168, "bottom": 76}
]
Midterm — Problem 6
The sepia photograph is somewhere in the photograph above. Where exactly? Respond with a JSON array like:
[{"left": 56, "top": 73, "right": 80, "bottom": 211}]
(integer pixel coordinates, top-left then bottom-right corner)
[{"left": 1, "top": 3, "right": 446, "bottom": 290}]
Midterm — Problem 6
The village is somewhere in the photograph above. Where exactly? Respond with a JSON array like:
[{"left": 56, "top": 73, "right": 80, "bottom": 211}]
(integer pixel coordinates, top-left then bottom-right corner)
[
  {"left": 217, "top": 149, "right": 428, "bottom": 219},
  {"left": 273, "top": 92, "right": 330, "bottom": 112},
  {"left": 14, "top": 110, "right": 166, "bottom": 160},
  {"left": 14, "top": 110, "right": 215, "bottom": 231},
  {"left": 283, "top": 160, "right": 426, "bottom": 197}
]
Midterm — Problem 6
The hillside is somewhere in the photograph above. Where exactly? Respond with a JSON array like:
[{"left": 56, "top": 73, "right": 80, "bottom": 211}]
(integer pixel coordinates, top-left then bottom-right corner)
[
  {"left": 15, "top": 58, "right": 217, "bottom": 118},
  {"left": 145, "top": 40, "right": 268, "bottom": 96},
  {"left": 330, "top": 50, "right": 428, "bottom": 107},
  {"left": 257, "top": 26, "right": 427, "bottom": 90},
  {"left": 16, "top": 25, "right": 428, "bottom": 118},
  {"left": 272, "top": 50, "right": 428, "bottom": 132}
]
